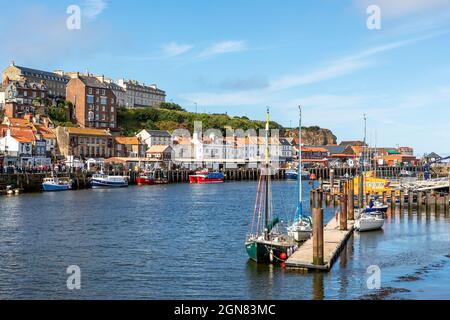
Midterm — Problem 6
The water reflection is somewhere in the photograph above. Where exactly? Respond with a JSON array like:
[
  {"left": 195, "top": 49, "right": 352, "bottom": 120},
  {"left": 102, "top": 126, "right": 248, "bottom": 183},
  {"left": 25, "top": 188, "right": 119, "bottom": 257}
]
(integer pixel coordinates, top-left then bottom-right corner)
[{"left": 312, "top": 272, "right": 324, "bottom": 300}]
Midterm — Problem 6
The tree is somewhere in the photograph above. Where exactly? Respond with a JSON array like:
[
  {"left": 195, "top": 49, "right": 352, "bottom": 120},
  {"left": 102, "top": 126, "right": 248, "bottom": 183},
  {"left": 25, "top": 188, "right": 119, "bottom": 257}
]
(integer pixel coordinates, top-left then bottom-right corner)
[{"left": 159, "top": 102, "right": 186, "bottom": 111}]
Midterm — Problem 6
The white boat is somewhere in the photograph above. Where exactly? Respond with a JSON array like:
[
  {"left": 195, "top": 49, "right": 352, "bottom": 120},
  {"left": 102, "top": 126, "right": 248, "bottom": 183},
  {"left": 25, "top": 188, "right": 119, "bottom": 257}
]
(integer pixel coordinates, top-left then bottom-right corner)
[
  {"left": 355, "top": 211, "right": 385, "bottom": 232},
  {"left": 287, "top": 106, "right": 312, "bottom": 242},
  {"left": 91, "top": 173, "right": 128, "bottom": 188}
]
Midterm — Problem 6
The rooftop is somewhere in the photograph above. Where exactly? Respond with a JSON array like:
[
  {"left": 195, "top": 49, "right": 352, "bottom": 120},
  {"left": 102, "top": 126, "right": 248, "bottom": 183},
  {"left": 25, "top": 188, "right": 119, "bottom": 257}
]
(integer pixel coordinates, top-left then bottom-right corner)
[{"left": 64, "top": 127, "right": 111, "bottom": 136}]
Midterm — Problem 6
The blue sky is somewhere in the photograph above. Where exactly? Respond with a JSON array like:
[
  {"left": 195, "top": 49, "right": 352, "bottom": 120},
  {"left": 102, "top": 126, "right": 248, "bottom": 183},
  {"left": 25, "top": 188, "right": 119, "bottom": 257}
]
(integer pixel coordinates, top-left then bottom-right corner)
[{"left": 1, "top": 0, "right": 449, "bottom": 156}]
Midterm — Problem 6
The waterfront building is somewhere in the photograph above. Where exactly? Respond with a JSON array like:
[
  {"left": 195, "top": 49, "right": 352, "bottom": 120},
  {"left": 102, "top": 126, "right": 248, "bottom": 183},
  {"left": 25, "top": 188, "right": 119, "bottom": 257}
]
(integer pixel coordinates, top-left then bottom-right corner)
[
  {"left": 0, "top": 77, "right": 49, "bottom": 118},
  {"left": 279, "top": 138, "right": 293, "bottom": 163},
  {"left": 66, "top": 74, "right": 118, "bottom": 130},
  {"left": 146, "top": 145, "right": 174, "bottom": 164},
  {"left": 2, "top": 62, "right": 69, "bottom": 99},
  {"left": 136, "top": 129, "right": 172, "bottom": 148},
  {"left": 114, "top": 137, "right": 146, "bottom": 158},
  {"left": 55, "top": 127, "right": 114, "bottom": 159},
  {"left": 398, "top": 146, "right": 414, "bottom": 156},
  {"left": 0, "top": 128, "right": 34, "bottom": 166},
  {"left": 117, "top": 79, "right": 166, "bottom": 108}
]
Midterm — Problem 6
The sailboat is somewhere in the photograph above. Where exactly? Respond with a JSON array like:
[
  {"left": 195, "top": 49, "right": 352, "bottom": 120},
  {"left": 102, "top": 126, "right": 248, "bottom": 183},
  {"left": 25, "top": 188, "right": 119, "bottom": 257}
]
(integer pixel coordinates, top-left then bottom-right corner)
[
  {"left": 287, "top": 106, "right": 313, "bottom": 242},
  {"left": 355, "top": 114, "right": 385, "bottom": 232},
  {"left": 245, "top": 108, "right": 297, "bottom": 263}
]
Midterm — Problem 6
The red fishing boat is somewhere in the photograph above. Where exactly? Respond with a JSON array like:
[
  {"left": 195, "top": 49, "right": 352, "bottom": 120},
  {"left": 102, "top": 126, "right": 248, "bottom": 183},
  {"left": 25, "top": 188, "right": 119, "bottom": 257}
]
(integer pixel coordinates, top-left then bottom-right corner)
[
  {"left": 136, "top": 172, "right": 155, "bottom": 185},
  {"left": 189, "top": 170, "right": 225, "bottom": 184}
]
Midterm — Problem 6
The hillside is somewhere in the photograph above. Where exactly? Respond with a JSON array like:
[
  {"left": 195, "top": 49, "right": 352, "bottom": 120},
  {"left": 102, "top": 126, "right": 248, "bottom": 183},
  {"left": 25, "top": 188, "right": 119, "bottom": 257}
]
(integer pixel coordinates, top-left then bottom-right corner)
[{"left": 116, "top": 105, "right": 337, "bottom": 144}]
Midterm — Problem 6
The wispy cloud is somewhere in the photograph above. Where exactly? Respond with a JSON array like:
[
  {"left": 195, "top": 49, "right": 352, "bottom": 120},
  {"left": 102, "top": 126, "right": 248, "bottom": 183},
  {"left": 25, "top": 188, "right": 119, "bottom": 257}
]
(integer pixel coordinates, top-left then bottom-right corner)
[
  {"left": 162, "top": 42, "right": 194, "bottom": 58},
  {"left": 197, "top": 40, "right": 247, "bottom": 59},
  {"left": 83, "top": 0, "right": 108, "bottom": 19}
]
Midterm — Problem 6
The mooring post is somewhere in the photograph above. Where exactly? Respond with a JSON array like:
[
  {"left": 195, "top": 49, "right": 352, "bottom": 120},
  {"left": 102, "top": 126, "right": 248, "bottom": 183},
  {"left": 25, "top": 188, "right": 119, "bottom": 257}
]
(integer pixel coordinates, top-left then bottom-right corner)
[
  {"left": 330, "top": 169, "right": 334, "bottom": 190},
  {"left": 408, "top": 190, "right": 413, "bottom": 213},
  {"left": 444, "top": 195, "right": 449, "bottom": 215},
  {"left": 340, "top": 185, "right": 348, "bottom": 231},
  {"left": 417, "top": 191, "right": 423, "bottom": 212},
  {"left": 312, "top": 190, "right": 324, "bottom": 266},
  {"left": 348, "top": 179, "right": 355, "bottom": 220},
  {"left": 435, "top": 194, "right": 440, "bottom": 214},
  {"left": 425, "top": 192, "right": 431, "bottom": 216},
  {"left": 399, "top": 190, "right": 405, "bottom": 208},
  {"left": 382, "top": 191, "right": 387, "bottom": 205},
  {"left": 390, "top": 190, "right": 396, "bottom": 212}
]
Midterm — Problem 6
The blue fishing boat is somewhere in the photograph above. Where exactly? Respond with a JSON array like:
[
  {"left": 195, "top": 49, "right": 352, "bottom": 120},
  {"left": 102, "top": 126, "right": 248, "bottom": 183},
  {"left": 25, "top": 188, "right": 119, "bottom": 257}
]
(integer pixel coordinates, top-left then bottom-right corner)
[
  {"left": 285, "top": 169, "right": 298, "bottom": 180},
  {"left": 42, "top": 177, "right": 72, "bottom": 192}
]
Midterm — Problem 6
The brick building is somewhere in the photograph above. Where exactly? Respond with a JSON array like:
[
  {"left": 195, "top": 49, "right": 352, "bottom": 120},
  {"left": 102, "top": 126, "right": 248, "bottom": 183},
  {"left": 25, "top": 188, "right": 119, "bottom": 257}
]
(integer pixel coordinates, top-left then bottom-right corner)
[
  {"left": 55, "top": 127, "right": 114, "bottom": 159},
  {"left": 66, "top": 74, "right": 117, "bottom": 130},
  {"left": 0, "top": 77, "right": 49, "bottom": 118},
  {"left": 2, "top": 62, "right": 69, "bottom": 98}
]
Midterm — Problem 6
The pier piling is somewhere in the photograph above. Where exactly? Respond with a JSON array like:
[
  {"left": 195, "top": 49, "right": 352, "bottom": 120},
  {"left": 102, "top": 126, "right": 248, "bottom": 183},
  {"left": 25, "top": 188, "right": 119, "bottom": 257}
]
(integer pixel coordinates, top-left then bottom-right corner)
[
  {"left": 312, "top": 190, "right": 324, "bottom": 266},
  {"left": 347, "top": 179, "right": 354, "bottom": 220},
  {"left": 340, "top": 188, "right": 348, "bottom": 231}
]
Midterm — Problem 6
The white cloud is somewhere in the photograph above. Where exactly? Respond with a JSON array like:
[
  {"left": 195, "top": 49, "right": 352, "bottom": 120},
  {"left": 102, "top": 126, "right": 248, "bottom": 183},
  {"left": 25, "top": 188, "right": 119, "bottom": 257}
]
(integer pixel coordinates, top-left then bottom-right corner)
[
  {"left": 83, "top": 0, "right": 108, "bottom": 19},
  {"left": 162, "top": 42, "right": 193, "bottom": 58},
  {"left": 197, "top": 40, "right": 247, "bottom": 58},
  {"left": 354, "top": 0, "right": 450, "bottom": 18}
]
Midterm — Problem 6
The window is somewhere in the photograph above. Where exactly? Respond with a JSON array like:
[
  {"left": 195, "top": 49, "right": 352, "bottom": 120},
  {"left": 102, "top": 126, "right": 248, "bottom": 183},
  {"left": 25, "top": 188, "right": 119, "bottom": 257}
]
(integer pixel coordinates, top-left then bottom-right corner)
[
  {"left": 101, "top": 89, "right": 106, "bottom": 95},
  {"left": 88, "top": 88, "right": 93, "bottom": 94},
  {"left": 24, "top": 91, "right": 28, "bottom": 97},
  {"left": 87, "top": 95, "right": 94, "bottom": 104},
  {"left": 102, "top": 105, "right": 106, "bottom": 112},
  {"left": 96, "top": 89, "right": 99, "bottom": 94},
  {"left": 101, "top": 97, "right": 107, "bottom": 105},
  {"left": 41, "top": 92, "right": 45, "bottom": 98},
  {"left": 110, "top": 106, "right": 115, "bottom": 113}
]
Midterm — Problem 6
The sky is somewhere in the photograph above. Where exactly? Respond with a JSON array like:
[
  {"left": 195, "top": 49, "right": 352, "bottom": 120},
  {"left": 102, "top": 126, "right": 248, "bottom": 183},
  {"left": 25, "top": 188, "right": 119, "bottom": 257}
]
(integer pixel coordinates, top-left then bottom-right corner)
[{"left": 0, "top": 0, "right": 449, "bottom": 156}]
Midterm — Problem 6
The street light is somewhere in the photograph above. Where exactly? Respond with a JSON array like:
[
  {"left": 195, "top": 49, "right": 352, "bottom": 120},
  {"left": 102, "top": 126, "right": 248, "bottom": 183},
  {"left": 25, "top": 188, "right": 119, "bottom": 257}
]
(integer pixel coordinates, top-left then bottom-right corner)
[{"left": 194, "top": 102, "right": 198, "bottom": 114}]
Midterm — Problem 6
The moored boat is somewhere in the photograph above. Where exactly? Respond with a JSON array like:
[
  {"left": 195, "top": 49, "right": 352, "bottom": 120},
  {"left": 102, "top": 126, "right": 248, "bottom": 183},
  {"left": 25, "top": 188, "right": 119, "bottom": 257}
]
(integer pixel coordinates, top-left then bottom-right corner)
[
  {"left": 91, "top": 173, "right": 128, "bottom": 188},
  {"left": 245, "top": 108, "right": 297, "bottom": 263},
  {"left": 285, "top": 169, "right": 298, "bottom": 180},
  {"left": 355, "top": 210, "right": 385, "bottom": 232},
  {"left": 136, "top": 172, "right": 155, "bottom": 185},
  {"left": 287, "top": 106, "right": 313, "bottom": 242},
  {"left": 189, "top": 171, "right": 224, "bottom": 184},
  {"left": 42, "top": 177, "right": 72, "bottom": 192}
]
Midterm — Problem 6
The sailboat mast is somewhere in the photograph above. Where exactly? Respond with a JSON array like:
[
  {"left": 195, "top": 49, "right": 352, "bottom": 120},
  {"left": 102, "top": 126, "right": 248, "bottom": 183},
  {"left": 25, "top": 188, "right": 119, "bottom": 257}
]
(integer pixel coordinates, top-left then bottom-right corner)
[
  {"left": 297, "top": 105, "right": 303, "bottom": 218},
  {"left": 359, "top": 114, "right": 367, "bottom": 209},
  {"left": 264, "top": 107, "right": 270, "bottom": 241}
]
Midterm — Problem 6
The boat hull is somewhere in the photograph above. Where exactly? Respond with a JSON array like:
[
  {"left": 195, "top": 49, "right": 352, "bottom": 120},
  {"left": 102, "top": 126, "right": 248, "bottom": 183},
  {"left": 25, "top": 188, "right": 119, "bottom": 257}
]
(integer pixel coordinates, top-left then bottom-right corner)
[
  {"left": 42, "top": 183, "right": 71, "bottom": 192},
  {"left": 285, "top": 172, "right": 298, "bottom": 180},
  {"left": 189, "top": 176, "right": 224, "bottom": 184},
  {"left": 245, "top": 240, "right": 294, "bottom": 263},
  {"left": 355, "top": 216, "right": 384, "bottom": 232},
  {"left": 136, "top": 177, "right": 155, "bottom": 185},
  {"left": 91, "top": 179, "right": 128, "bottom": 188},
  {"left": 288, "top": 229, "right": 312, "bottom": 242}
]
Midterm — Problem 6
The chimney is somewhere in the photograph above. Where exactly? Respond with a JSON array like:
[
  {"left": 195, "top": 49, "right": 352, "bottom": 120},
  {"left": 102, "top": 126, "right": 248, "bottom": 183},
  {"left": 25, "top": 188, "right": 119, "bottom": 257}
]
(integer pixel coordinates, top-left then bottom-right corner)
[
  {"left": 10, "top": 60, "right": 15, "bottom": 67},
  {"left": 3, "top": 76, "right": 9, "bottom": 86}
]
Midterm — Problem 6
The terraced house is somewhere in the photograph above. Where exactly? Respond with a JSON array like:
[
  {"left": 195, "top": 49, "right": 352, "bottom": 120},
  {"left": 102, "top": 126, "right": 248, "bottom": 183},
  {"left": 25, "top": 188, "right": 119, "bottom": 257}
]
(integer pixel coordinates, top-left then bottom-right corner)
[
  {"left": 66, "top": 74, "right": 118, "bottom": 130},
  {"left": 55, "top": 127, "right": 114, "bottom": 159}
]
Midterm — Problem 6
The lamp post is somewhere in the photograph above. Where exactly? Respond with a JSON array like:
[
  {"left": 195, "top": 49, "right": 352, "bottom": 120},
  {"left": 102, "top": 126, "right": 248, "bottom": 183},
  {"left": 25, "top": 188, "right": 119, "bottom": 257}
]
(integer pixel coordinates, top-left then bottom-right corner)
[{"left": 194, "top": 102, "right": 198, "bottom": 114}]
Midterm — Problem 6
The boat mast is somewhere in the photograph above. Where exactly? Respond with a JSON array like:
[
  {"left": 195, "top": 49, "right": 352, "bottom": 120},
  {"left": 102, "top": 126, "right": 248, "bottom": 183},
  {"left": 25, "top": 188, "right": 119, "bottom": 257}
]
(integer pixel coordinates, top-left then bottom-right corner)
[
  {"left": 359, "top": 114, "right": 367, "bottom": 209},
  {"left": 264, "top": 107, "right": 270, "bottom": 241},
  {"left": 297, "top": 105, "right": 303, "bottom": 221}
]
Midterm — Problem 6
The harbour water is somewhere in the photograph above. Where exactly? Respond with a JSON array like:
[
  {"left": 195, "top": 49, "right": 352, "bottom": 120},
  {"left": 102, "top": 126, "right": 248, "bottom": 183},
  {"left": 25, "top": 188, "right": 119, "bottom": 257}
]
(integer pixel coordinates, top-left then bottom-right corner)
[{"left": 0, "top": 181, "right": 448, "bottom": 299}]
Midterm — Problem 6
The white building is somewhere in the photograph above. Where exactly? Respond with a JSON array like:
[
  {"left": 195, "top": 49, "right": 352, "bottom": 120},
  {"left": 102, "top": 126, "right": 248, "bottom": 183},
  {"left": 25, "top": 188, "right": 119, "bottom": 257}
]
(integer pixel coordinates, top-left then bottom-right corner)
[
  {"left": 136, "top": 129, "right": 172, "bottom": 148},
  {"left": 117, "top": 79, "right": 166, "bottom": 108}
]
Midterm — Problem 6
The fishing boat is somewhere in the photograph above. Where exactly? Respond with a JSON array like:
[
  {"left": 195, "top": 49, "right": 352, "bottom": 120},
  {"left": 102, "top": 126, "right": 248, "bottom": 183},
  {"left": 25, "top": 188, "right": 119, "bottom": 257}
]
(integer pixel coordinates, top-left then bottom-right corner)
[
  {"left": 42, "top": 177, "right": 72, "bottom": 192},
  {"left": 355, "top": 114, "right": 385, "bottom": 232},
  {"left": 91, "top": 172, "right": 128, "bottom": 188},
  {"left": 245, "top": 108, "right": 297, "bottom": 263},
  {"left": 189, "top": 170, "right": 225, "bottom": 184},
  {"left": 285, "top": 169, "right": 298, "bottom": 180},
  {"left": 136, "top": 172, "right": 155, "bottom": 185},
  {"left": 287, "top": 106, "right": 313, "bottom": 242}
]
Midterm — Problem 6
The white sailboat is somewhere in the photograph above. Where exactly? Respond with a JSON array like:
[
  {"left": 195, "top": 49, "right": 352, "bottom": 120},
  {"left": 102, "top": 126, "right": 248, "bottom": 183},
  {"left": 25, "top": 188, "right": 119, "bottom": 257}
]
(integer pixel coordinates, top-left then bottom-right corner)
[
  {"left": 287, "top": 106, "right": 312, "bottom": 242},
  {"left": 355, "top": 114, "right": 385, "bottom": 232}
]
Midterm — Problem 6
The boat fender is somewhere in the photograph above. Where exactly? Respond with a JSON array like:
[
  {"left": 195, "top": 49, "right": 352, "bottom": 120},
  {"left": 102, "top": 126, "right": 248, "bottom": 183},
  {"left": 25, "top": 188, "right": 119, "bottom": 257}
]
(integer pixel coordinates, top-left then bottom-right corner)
[{"left": 269, "top": 250, "right": 274, "bottom": 262}]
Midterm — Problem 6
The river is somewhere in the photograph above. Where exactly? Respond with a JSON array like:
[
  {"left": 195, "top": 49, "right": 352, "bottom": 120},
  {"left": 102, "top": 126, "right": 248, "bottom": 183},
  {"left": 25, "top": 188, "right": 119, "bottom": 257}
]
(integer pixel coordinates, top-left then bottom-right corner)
[{"left": 0, "top": 181, "right": 448, "bottom": 299}]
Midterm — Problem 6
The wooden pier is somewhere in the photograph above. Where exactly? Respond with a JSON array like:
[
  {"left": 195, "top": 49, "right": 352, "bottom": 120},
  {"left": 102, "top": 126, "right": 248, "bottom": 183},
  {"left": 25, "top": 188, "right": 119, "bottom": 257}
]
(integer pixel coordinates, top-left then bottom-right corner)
[{"left": 286, "top": 217, "right": 354, "bottom": 271}]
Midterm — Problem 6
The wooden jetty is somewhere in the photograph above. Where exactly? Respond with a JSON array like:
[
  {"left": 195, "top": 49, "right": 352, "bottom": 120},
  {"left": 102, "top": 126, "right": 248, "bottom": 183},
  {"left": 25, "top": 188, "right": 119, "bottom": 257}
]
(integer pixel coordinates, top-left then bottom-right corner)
[{"left": 286, "top": 217, "right": 354, "bottom": 271}]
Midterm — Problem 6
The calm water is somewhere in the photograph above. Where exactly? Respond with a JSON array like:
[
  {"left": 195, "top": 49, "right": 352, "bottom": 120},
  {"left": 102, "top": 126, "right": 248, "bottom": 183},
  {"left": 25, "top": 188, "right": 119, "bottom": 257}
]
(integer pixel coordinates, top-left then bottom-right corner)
[{"left": 0, "top": 181, "right": 449, "bottom": 300}]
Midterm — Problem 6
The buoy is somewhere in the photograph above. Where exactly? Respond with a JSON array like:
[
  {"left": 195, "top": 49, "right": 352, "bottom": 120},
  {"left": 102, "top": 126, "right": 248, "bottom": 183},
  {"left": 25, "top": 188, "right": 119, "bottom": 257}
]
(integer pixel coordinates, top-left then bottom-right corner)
[{"left": 279, "top": 252, "right": 287, "bottom": 261}]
